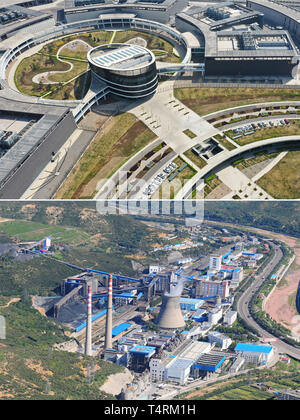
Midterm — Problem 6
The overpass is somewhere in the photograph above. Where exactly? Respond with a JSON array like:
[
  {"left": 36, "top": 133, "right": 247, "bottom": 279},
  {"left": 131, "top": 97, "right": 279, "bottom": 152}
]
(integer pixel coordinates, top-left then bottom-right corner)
[{"left": 158, "top": 63, "right": 205, "bottom": 74}]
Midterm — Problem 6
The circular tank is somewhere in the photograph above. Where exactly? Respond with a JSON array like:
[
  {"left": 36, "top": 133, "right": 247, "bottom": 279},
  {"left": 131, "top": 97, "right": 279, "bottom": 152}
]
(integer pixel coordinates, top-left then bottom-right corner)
[{"left": 88, "top": 43, "right": 158, "bottom": 99}]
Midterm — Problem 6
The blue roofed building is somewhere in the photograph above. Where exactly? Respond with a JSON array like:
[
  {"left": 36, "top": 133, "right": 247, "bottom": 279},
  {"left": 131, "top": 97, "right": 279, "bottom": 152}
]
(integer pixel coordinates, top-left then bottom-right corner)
[
  {"left": 235, "top": 343, "right": 274, "bottom": 364},
  {"left": 112, "top": 322, "right": 132, "bottom": 337},
  {"left": 180, "top": 297, "right": 204, "bottom": 311}
]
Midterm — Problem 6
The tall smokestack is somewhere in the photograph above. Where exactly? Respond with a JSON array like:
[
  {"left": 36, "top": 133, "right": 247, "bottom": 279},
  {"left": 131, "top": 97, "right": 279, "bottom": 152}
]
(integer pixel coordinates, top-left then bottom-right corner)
[
  {"left": 104, "top": 274, "right": 113, "bottom": 349},
  {"left": 156, "top": 294, "right": 185, "bottom": 329},
  {"left": 85, "top": 285, "right": 92, "bottom": 356}
]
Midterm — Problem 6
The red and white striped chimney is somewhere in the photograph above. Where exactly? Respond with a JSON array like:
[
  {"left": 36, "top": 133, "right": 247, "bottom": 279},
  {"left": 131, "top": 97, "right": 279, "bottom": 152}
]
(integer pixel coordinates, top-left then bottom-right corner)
[
  {"left": 85, "top": 285, "right": 92, "bottom": 356},
  {"left": 104, "top": 274, "right": 113, "bottom": 350}
]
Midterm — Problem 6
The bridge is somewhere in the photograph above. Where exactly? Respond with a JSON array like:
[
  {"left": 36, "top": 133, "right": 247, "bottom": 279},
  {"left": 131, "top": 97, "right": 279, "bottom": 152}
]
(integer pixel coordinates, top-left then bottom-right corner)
[{"left": 158, "top": 63, "right": 205, "bottom": 74}]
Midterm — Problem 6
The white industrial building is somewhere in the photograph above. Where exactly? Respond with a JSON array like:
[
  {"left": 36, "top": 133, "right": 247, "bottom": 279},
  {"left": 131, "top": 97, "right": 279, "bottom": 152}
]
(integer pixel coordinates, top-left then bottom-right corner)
[
  {"left": 166, "top": 358, "right": 194, "bottom": 385},
  {"left": 208, "top": 307, "right": 223, "bottom": 325},
  {"left": 149, "top": 358, "right": 168, "bottom": 382},
  {"left": 149, "top": 265, "right": 164, "bottom": 274},
  {"left": 208, "top": 331, "right": 232, "bottom": 350},
  {"left": 210, "top": 255, "right": 222, "bottom": 271},
  {"left": 235, "top": 343, "right": 274, "bottom": 365},
  {"left": 224, "top": 310, "right": 237, "bottom": 326},
  {"left": 150, "top": 341, "right": 211, "bottom": 385}
]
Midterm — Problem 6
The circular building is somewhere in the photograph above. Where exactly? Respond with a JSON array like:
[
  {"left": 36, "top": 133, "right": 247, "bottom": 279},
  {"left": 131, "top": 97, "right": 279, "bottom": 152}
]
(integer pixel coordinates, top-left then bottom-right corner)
[{"left": 87, "top": 43, "right": 158, "bottom": 99}]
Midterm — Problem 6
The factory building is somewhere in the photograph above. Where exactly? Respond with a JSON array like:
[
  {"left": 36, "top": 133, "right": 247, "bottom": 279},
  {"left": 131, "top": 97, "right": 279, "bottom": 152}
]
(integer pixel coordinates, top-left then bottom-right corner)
[
  {"left": 195, "top": 279, "right": 230, "bottom": 299},
  {"left": 208, "top": 331, "right": 232, "bottom": 350},
  {"left": 224, "top": 310, "right": 237, "bottom": 326},
  {"left": 193, "top": 353, "right": 226, "bottom": 376},
  {"left": 246, "top": 0, "right": 300, "bottom": 41},
  {"left": 149, "top": 358, "right": 168, "bottom": 382},
  {"left": 150, "top": 341, "right": 212, "bottom": 385},
  {"left": 180, "top": 297, "right": 204, "bottom": 311},
  {"left": 208, "top": 307, "right": 223, "bottom": 325},
  {"left": 192, "top": 308, "right": 207, "bottom": 323},
  {"left": 129, "top": 345, "right": 157, "bottom": 372},
  {"left": 230, "top": 268, "right": 244, "bottom": 287},
  {"left": 166, "top": 358, "right": 194, "bottom": 385},
  {"left": 235, "top": 343, "right": 274, "bottom": 365},
  {"left": 149, "top": 265, "right": 164, "bottom": 274},
  {"left": 143, "top": 271, "right": 176, "bottom": 301},
  {"left": 229, "top": 355, "right": 245, "bottom": 373}
]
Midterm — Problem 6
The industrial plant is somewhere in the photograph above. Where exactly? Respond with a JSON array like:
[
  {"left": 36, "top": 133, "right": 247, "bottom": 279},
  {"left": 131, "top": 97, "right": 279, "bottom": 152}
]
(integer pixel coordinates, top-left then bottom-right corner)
[{"left": 28, "top": 224, "right": 284, "bottom": 400}]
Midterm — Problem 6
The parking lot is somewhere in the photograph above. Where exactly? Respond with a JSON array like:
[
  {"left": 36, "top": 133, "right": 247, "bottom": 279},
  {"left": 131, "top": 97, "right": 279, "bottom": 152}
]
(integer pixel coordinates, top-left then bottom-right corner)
[
  {"left": 143, "top": 161, "right": 178, "bottom": 196},
  {"left": 231, "top": 118, "right": 290, "bottom": 140}
]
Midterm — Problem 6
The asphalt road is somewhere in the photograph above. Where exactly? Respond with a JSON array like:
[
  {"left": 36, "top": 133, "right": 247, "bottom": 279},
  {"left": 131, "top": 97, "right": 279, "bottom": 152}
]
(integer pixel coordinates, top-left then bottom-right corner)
[
  {"left": 237, "top": 243, "right": 300, "bottom": 360},
  {"left": 32, "top": 129, "right": 96, "bottom": 199}
]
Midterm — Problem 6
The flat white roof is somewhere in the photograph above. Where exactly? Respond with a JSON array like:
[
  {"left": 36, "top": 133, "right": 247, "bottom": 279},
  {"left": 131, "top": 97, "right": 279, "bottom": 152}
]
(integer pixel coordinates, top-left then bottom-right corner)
[{"left": 91, "top": 45, "right": 152, "bottom": 70}]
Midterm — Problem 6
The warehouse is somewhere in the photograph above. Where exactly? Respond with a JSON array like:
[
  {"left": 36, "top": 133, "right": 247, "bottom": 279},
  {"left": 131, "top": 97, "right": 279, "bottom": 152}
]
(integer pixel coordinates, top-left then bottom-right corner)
[
  {"left": 193, "top": 352, "right": 226, "bottom": 374},
  {"left": 180, "top": 297, "right": 204, "bottom": 311},
  {"left": 235, "top": 343, "right": 274, "bottom": 365}
]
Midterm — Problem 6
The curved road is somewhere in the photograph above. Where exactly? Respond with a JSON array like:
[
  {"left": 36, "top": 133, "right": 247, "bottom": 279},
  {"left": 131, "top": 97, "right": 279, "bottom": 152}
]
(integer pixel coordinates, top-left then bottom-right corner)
[{"left": 237, "top": 242, "right": 300, "bottom": 360}]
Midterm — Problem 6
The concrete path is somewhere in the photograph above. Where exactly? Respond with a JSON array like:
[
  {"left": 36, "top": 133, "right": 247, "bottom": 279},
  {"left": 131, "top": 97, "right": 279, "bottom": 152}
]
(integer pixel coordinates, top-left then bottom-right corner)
[
  {"left": 217, "top": 166, "right": 272, "bottom": 200},
  {"left": 129, "top": 81, "right": 220, "bottom": 155}
]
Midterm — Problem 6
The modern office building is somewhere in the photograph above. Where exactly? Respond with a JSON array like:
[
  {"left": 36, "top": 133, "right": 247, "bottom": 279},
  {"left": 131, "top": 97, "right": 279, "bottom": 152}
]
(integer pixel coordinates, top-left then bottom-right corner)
[
  {"left": 176, "top": 1, "right": 299, "bottom": 76},
  {"left": 88, "top": 43, "right": 158, "bottom": 98},
  {"left": 63, "top": 0, "right": 188, "bottom": 24},
  {"left": 247, "top": 0, "right": 300, "bottom": 41}
]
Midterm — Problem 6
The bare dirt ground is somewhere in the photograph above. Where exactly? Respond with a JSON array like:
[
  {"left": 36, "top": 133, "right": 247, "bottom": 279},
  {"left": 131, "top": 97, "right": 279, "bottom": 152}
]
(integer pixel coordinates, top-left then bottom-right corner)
[
  {"left": 249, "top": 228, "right": 300, "bottom": 337},
  {"left": 0, "top": 298, "right": 20, "bottom": 309},
  {"left": 100, "top": 368, "right": 134, "bottom": 396},
  {"left": 0, "top": 218, "right": 12, "bottom": 223}
]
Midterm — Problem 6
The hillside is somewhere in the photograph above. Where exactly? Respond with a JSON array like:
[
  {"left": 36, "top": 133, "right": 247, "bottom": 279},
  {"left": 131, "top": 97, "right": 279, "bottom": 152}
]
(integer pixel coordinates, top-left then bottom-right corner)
[
  {"left": 204, "top": 202, "right": 300, "bottom": 238},
  {"left": 0, "top": 296, "right": 123, "bottom": 400}
]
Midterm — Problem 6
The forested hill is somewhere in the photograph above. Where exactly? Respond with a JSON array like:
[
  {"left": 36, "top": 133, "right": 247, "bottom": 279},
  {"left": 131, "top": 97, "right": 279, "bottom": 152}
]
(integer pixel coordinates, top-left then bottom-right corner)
[
  {"left": 204, "top": 202, "right": 300, "bottom": 238},
  {"left": 0, "top": 201, "right": 299, "bottom": 240}
]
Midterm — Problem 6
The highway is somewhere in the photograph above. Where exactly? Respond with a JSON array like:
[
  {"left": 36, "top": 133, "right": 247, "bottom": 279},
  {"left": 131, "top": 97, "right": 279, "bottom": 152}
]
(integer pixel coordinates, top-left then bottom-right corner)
[{"left": 237, "top": 242, "right": 300, "bottom": 360}]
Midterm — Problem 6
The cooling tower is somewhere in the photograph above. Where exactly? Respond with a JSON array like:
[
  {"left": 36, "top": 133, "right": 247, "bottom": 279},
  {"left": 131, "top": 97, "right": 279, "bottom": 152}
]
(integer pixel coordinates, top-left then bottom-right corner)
[{"left": 156, "top": 294, "right": 185, "bottom": 329}]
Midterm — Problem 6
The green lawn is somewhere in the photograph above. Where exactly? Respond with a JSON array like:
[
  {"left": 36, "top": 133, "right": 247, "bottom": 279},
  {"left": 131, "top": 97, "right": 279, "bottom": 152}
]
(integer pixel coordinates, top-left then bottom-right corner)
[
  {"left": 174, "top": 87, "right": 300, "bottom": 116},
  {"left": 56, "top": 113, "right": 157, "bottom": 199},
  {"left": 0, "top": 220, "right": 90, "bottom": 245},
  {"left": 183, "top": 129, "right": 197, "bottom": 139},
  {"left": 214, "top": 134, "right": 237, "bottom": 151},
  {"left": 234, "top": 152, "right": 279, "bottom": 171},
  {"left": 113, "top": 30, "right": 181, "bottom": 63},
  {"left": 183, "top": 149, "right": 208, "bottom": 169},
  {"left": 256, "top": 150, "right": 300, "bottom": 199}
]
